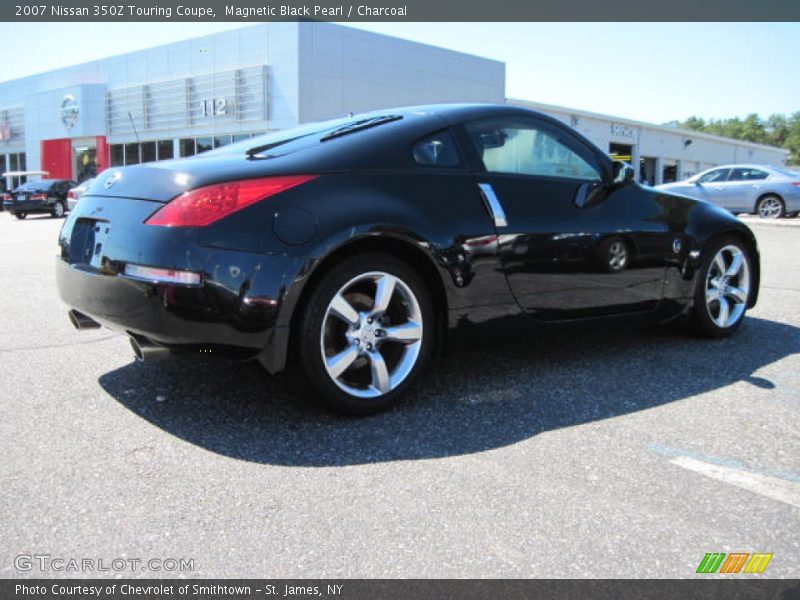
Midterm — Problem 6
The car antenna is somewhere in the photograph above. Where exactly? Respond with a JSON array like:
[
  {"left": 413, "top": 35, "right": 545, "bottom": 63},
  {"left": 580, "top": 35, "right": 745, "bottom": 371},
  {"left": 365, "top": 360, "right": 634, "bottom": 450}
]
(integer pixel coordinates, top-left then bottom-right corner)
[{"left": 127, "top": 111, "right": 141, "bottom": 144}]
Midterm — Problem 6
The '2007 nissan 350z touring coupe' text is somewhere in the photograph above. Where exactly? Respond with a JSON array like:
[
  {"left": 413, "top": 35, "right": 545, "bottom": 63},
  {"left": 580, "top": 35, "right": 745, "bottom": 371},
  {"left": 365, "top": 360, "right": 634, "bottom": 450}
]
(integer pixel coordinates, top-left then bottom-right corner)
[{"left": 58, "top": 104, "right": 760, "bottom": 414}]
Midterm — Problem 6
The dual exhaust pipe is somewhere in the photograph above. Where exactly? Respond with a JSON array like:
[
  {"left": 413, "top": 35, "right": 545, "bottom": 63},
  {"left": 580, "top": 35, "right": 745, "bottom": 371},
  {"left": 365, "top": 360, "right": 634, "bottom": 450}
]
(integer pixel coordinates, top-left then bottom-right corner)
[
  {"left": 68, "top": 309, "right": 169, "bottom": 362},
  {"left": 68, "top": 309, "right": 101, "bottom": 331},
  {"left": 129, "top": 336, "right": 171, "bottom": 362}
]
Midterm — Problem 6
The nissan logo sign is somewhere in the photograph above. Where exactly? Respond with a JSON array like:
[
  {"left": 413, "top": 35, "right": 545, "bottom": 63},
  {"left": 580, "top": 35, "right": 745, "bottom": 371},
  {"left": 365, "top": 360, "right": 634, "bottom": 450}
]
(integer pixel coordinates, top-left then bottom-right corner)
[{"left": 61, "top": 95, "right": 79, "bottom": 130}]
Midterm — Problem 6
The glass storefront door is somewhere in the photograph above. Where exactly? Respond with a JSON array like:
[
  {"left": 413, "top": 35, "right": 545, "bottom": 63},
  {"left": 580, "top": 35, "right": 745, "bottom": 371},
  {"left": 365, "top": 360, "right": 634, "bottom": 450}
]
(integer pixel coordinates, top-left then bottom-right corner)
[{"left": 72, "top": 140, "right": 97, "bottom": 183}]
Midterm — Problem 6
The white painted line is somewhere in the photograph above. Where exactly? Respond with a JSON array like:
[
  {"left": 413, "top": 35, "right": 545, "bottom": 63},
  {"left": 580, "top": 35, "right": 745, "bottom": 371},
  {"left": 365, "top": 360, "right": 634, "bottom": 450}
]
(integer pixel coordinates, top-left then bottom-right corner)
[{"left": 670, "top": 456, "right": 800, "bottom": 509}]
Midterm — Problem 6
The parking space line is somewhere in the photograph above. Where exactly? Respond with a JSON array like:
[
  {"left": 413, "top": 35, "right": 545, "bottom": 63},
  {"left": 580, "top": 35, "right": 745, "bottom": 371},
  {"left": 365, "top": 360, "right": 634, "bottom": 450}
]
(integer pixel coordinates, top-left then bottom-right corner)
[{"left": 669, "top": 456, "right": 800, "bottom": 509}]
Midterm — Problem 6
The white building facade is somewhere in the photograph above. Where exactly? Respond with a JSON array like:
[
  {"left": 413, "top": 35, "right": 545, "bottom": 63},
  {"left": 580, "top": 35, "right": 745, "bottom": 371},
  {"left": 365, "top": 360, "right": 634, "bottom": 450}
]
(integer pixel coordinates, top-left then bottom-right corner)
[
  {"left": 0, "top": 22, "right": 505, "bottom": 189},
  {"left": 0, "top": 22, "right": 788, "bottom": 191}
]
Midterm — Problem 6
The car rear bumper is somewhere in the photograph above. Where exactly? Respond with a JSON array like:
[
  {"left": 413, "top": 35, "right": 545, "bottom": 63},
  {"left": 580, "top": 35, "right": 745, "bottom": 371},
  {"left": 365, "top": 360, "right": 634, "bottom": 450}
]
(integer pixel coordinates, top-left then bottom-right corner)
[
  {"left": 58, "top": 255, "right": 300, "bottom": 369},
  {"left": 56, "top": 192, "right": 320, "bottom": 372},
  {"left": 4, "top": 199, "right": 56, "bottom": 213},
  {"left": 784, "top": 194, "right": 800, "bottom": 213}
]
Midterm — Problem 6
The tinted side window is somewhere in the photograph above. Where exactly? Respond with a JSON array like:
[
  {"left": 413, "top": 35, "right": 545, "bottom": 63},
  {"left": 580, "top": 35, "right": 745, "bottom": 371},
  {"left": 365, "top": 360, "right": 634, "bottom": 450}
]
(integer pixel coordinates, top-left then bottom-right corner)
[
  {"left": 466, "top": 118, "right": 601, "bottom": 181},
  {"left": 412, "top": 131, "right": 461, "bottom": 168},
  {"left": 698, "top": 168, "right": 730, "bottom": 183},
  {"left": 729, "top": 168, "right": 769, "bottom": 181}
]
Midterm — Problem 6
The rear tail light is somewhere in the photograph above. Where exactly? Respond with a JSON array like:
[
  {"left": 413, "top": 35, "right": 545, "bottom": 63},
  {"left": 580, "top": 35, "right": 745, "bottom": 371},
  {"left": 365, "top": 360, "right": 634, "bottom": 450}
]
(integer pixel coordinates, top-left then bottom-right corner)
[
  {"left": 67, "top": 190, "right": 77, "bottom": 199},
  {"left": 1, "top": 193, "right": 10, "bottom": 201},
  {"left": 31, "top": 193, "right": 47, "bottom": 200},
  {"left": 792, "top": 182, "right": 800, "bottom": 188},
  {"left": 145, "top": 175, "right": 317, "bottom": 227}
]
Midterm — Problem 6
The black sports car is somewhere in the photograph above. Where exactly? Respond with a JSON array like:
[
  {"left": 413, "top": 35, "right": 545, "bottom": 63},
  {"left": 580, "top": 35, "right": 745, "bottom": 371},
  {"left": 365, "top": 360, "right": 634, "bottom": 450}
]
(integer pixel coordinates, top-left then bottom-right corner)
[
  {"left": 57, "top": 104, "right": 759, "bottom": 414},
  {"left": 6, "top": 179, "right": 75, "bottom": 219}
]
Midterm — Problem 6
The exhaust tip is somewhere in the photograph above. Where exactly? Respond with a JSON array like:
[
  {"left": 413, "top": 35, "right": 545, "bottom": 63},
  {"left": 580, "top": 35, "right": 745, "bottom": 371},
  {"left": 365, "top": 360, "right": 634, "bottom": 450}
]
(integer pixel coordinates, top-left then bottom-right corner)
[
  {"left": 69, "top": 309, "right": 101, "bottom": 331},
  {"left": 130, "top": 337, "right": 145, "bottom": 362},
  {"left": 129, "top": 335, "right": 170, "bottom": 362}
]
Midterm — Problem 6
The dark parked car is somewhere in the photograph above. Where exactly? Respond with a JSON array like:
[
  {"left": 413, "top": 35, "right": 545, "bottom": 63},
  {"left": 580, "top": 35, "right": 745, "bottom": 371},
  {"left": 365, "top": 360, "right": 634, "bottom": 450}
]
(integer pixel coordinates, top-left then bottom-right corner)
[
  {"left": 5, "top": 179, "right": 75, "bottom": 219},
  {"left": 58, "top": 104, "right": 760, "bottom": 414}
]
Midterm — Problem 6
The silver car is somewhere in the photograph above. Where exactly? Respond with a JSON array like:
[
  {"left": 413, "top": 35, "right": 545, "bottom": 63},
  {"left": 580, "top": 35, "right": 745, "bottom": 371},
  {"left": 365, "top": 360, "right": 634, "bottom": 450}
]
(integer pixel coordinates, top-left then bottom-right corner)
[
  {"left": 657, "top": 164, "right": 800, "bottom": 219},
  {"left": 67, "top": 178, "right": 95, "bottom": 211}
]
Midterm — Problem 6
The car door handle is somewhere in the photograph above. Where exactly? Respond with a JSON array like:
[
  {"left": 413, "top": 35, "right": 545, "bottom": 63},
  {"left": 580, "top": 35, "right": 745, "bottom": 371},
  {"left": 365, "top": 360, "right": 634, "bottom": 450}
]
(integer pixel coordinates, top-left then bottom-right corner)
[
  {"left": 477, "top": 183, "right": 508, "bottom": 228},
  {"left": 714, "top": 186, "right": 723, "bottom": 191}
]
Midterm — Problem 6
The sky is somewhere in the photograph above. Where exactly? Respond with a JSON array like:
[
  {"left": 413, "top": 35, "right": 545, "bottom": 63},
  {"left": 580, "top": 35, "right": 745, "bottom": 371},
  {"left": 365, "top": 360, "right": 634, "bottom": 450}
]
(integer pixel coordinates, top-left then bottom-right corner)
[{"left": 0, "top": 22, "right": 797, "bottom": 124}]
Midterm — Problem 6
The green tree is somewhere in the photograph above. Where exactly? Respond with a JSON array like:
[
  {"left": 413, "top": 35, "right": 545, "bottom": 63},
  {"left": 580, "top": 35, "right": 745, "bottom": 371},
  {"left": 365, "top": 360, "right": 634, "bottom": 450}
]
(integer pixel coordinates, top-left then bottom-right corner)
[{"left": 669, "top": 112, "right": 800, "bottom": 165}]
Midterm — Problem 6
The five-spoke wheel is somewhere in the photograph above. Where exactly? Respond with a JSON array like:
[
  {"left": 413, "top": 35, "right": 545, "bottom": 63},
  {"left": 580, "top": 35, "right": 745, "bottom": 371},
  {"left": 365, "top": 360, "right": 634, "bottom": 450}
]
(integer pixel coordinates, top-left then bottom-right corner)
[
  {"left": 321, "top": 271, "right": 423, "bottom": 398},
  {"left": 756, "top": 195, "right": 784, "bottom": 219},
  {"left": 693, "top": 238, "right": 752, "bottom": 337},
  {"left": 298, "top": 253, "right": 434, "bottom": 414}
]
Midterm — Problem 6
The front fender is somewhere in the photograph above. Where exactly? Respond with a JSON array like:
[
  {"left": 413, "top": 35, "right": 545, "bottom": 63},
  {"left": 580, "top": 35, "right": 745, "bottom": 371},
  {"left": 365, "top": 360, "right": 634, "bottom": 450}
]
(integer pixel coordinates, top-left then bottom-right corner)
[{"left": 674, "top": 197, "right": 760, "bottom": 309}]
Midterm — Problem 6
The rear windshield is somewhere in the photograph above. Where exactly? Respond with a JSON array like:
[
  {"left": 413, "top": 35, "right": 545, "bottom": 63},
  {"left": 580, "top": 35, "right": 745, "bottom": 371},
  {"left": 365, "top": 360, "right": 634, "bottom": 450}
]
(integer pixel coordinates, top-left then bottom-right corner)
[
  {"left": 15, "top": 180, "right": 57, "bottom": 191},
  {"left": 770, "top": 166, "right": 800, "bottom": 177},
  {"left": 205, "top": 114, "right": 402, "bottom": 159}
]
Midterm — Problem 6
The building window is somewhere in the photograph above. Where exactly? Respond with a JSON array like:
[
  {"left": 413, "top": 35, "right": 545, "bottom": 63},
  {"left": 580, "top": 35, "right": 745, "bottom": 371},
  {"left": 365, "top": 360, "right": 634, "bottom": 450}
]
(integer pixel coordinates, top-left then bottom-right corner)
[
  {"left": 8, "top": 152, "right": 27, "bottom": 188},
  {"left": 110, "top": 144, "right": 124, "bottom": 167},
  {"left": 195, "top": 137, "right": 213, "bottom": 154},
  {"left": 140, "top": 141, "right": 156, "bottom": 163},
  {"left": 157, "top": 140, "right": 174, "bottom": 161},
  {"left": 213, "top": 135, "right": 232, "bottom": 148},
  {"left": 124, "top": 143, "right": 139, "bottom": 166},
  {"left": 232, "top": 134, "right": 250, "bottom": 143},
  {"left": 179, "top": 139, "right": 195, "bottom": 157}
]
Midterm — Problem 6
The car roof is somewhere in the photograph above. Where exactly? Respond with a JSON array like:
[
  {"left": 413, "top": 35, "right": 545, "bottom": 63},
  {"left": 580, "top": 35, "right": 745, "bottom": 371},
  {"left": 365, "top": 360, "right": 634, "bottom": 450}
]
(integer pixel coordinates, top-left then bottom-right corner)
[
  {"left": 704, "top": 164, "right": 781, "bottom": 171},
  {"left": 368, "top": 102, "right": 564, "bottom": 126}
]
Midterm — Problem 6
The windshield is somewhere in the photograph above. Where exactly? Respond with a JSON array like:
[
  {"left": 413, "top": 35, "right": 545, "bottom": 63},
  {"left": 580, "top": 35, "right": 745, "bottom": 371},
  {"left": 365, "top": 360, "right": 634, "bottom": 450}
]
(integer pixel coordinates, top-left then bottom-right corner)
[{"left": 204, "top": 114, "right": 403, "bottom": 159}]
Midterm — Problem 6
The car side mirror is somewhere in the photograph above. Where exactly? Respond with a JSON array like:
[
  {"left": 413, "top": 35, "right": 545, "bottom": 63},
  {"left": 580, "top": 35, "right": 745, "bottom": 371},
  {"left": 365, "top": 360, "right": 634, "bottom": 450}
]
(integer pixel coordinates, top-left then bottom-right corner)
[
  {"left": 574, "top": 181, "right": 607, "bottom": 209},
  {"left": 612, "top": 160, "right": 634, "bottom": 185}
]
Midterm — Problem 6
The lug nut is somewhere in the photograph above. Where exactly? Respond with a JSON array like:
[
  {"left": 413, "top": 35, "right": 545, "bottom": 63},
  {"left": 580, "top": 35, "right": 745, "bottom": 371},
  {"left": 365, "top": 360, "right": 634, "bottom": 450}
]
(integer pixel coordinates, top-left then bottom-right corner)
[
  {"left": 367, "top": 343, "right": 373, "bottom": 350},
  {"left": 367, "top": 317, "right": 373, "bottom": 324}
]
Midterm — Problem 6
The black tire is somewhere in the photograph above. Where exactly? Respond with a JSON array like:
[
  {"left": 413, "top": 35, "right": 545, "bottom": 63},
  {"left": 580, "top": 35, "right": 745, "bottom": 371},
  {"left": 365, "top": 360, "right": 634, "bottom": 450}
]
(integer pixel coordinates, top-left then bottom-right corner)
[
  {"left": 14, "top": 212, "right": 26, "bottom": 220},
  {"left": 595, "top": 237, "right": 630, "bottom": 273},
  {"left": 295, "top": 252, "right": 436, "bottom": 415},
  {"left": 51, "top": 201, "right": 65, "bottom": 218},
  {"left": 755, "top": 195, "right": 784, "bottom": 219},
  {"left": 691, "top": 236, "right": 753, "bottom": 339}
]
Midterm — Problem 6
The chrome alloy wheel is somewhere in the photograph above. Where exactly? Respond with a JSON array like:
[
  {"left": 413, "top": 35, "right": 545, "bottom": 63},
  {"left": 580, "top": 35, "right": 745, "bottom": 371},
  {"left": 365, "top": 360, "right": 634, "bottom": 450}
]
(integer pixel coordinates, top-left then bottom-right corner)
[
  {"left": 320, "top": 271, "right": 423, "bottom": 398},
  {"left": 758, "top": 196, "right": 782, "bottom": 219},
  {"left": 608, "top": 241, "right": 628, "bottom": 270},
  {"left": 705, "top": 245, "right": 750, "bottom": 329}
]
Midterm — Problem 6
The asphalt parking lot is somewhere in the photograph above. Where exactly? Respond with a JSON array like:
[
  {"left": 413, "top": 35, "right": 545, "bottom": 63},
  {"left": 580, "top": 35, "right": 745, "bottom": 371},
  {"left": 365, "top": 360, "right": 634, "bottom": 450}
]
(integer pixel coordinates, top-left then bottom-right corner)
[{"left": 0, "top": 212, "right": 798, "bottom": 579}]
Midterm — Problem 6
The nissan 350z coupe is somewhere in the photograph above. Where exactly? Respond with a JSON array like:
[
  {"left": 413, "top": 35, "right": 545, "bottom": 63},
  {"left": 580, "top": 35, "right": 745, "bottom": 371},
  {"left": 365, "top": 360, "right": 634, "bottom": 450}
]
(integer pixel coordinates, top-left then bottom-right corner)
[{"left": 58, "top": 104, "right": 760, "bottom": 414}]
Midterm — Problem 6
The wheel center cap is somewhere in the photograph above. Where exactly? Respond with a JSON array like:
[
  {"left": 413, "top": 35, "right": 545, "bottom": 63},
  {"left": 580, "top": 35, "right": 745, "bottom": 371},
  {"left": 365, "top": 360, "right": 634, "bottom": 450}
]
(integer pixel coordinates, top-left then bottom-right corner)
[{"left": 361, "top": 326, "right": 375, "bottom": 344}]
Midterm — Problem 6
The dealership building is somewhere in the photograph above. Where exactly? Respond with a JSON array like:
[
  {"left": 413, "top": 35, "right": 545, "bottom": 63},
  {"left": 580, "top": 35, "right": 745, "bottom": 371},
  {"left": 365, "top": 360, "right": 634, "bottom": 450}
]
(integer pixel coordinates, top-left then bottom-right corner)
[{"left": 0, "top": 22, "right": 789, "bottom": 191}]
